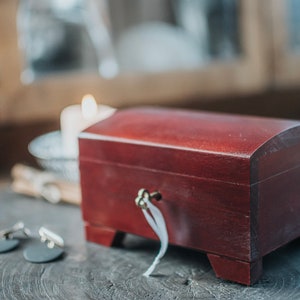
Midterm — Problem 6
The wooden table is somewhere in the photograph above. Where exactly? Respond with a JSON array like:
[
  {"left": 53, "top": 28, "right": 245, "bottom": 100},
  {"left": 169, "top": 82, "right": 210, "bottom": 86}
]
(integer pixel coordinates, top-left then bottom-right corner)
[{"left": 1, "top": 183, "right": 300, "bottom": 299}]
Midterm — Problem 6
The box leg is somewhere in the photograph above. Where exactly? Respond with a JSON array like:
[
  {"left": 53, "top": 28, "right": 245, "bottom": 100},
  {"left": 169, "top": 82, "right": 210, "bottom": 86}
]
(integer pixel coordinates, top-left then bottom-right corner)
[
  {"left": 84, "top": 222, "right": 125, "bottom": 247},
  {"left": 207, "top": 253, "right": 263, "bottom": 285}
]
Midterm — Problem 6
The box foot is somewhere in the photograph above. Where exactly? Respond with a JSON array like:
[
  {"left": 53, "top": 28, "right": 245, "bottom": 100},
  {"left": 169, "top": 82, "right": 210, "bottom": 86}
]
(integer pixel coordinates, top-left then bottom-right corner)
[
  {"left": 85, "top": 223, "right": 125, "bottom": 247},
  {"left": 207, "top": 253, "right": 263, "bottom": 285}
]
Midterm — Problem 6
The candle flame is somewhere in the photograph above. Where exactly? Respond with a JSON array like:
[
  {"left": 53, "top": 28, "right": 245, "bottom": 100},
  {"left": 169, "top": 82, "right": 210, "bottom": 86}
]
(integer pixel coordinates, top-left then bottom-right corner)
[{"left": 81, "top": 94, "right": 98, "bottom": 120}]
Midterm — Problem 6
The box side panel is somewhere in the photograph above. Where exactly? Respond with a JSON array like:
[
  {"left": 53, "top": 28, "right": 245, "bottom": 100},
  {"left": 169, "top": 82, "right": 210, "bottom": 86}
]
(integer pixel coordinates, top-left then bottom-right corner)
[
  {"left": 256, "top": 166, "right": 300, "bottom": 256},
  {"left": 251, "top": 126, "right": 300, "bottom": 182},
  {"left": 80, "top": 160, "right": 252, "bottom": 261}
]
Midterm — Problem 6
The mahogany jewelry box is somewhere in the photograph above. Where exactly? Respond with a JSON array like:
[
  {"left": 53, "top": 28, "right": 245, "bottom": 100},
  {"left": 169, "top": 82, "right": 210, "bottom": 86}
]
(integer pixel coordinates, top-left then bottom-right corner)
[{"left": 79, "top": 107, "right": 300, "bottom": 285}]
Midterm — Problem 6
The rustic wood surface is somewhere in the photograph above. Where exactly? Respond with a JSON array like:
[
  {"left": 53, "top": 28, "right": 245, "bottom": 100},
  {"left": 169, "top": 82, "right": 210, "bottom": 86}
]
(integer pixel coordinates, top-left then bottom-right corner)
[{"left": 1, "top": 185, "right": 300, "bottom": 299}]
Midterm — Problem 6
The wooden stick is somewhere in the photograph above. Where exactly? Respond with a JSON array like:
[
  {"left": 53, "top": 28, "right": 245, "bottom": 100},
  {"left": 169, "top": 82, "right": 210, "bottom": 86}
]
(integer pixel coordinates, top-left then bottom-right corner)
[{"left": 11, "top": 164, "right": 81, "bottom": 205}]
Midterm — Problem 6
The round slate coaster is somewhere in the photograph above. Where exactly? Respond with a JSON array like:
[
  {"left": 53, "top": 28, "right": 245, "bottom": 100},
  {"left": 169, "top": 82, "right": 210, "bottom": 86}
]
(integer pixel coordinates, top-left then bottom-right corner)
[
  {"left": 0, "top": 239, "right": 19, "bottom": 253},
  {"left": 23, "top": 242, "right": 64, "bottom": 263}
]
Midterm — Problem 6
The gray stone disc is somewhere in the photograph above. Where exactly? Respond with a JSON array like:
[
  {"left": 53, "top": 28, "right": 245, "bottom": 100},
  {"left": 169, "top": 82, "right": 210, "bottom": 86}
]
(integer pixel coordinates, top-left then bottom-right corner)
[
  {"left": 0, "top": 239, "right": 19, "bottom": 253},
  {"left": 23, "top": 243, "right": 64, "bottom": 263}
]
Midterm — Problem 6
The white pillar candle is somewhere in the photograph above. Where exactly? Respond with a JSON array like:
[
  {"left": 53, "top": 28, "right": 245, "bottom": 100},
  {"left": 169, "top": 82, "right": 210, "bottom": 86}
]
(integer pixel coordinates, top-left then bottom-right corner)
[{"left": 60, "top": 94, "right": 116, "bottom": 157}]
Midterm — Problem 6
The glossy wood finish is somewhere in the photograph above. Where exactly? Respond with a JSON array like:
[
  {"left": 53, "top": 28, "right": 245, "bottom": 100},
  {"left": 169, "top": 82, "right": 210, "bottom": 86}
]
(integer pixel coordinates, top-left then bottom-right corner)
[
  {"left": 84, "top": 223, "right": 125, "bottom": 247},
  {"left": 207, "top": 254, "right": 263, "bottom": 286},
  {"left": 79, "top": 107, "right": 300, "bottom": 285}
]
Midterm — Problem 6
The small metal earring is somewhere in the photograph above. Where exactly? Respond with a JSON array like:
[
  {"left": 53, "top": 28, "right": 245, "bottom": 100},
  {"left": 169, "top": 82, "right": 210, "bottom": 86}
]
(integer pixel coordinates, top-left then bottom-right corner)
[
  {"left": 0, "top": 222, "right": 30, "bottom": 253},
  {"left": 23, "top": 227, "right": 64, "bottom": 263}
]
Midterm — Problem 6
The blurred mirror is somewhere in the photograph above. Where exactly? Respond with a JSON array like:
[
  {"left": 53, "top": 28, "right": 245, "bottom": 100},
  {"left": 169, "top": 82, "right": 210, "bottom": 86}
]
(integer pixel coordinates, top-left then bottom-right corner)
[
  {"left": 17, "top": 0, "right": 241, "bottom": 82},
  {"left": 287, "top": 0, "right": 300, "bottom": 53},
  {"left": 17, "top": 0, "right": 117, "bottom": 83}
]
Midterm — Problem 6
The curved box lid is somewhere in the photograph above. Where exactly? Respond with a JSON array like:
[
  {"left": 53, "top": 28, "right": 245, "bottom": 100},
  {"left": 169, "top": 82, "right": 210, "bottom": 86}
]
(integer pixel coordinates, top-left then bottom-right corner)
[{"left": 79, "top": 107, "right": 300, "bottom": 185}]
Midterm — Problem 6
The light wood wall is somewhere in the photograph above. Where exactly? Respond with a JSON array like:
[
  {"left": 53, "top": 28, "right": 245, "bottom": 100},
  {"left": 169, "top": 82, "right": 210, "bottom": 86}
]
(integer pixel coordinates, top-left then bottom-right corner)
[{"left": 0, "top": 0, "right": 271, "bottom": 126}]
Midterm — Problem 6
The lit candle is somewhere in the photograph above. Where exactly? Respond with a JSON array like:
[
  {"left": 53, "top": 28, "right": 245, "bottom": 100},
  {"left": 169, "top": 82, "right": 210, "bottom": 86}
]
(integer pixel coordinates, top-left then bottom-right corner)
[{"left": 60, "top": 94, "right": 116, "bottom": 157}]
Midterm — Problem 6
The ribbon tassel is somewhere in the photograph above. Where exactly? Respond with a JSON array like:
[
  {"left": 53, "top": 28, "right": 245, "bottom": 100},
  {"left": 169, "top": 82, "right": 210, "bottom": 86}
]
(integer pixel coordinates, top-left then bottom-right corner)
[{"left": 135, "top": 189, "right": 168, "bottom": 277}]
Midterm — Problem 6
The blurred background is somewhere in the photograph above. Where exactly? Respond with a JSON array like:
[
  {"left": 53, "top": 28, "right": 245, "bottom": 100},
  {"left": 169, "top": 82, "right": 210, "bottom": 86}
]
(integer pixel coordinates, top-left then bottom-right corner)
[{"left": 1, "top": 0, "right": 300, "bottom": 172}]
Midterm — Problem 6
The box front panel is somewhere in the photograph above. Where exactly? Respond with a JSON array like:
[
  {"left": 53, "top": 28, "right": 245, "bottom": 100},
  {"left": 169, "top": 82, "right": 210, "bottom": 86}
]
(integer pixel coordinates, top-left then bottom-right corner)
[{"left": 80, "top": 160, "right": 252, "bottom": 261}]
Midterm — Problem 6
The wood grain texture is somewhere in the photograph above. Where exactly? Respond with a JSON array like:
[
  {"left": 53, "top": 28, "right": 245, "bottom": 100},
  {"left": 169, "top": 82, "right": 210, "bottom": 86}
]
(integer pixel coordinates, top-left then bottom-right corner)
[{"left": 2, "top": 186, "right": 300, "bottom": 299}]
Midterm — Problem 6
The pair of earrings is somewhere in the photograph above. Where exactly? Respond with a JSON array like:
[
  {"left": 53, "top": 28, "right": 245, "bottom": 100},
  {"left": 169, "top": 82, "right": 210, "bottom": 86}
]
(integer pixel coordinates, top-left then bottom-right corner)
[{"left": 0, "top": 222, "right": 64, "bottom": 263}]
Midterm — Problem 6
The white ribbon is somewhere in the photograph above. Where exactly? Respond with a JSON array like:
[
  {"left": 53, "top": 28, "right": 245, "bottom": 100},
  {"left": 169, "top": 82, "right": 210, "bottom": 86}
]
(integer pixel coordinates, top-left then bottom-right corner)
[{"left": 141, "top": 197, "right": 168, "bottom": 277}]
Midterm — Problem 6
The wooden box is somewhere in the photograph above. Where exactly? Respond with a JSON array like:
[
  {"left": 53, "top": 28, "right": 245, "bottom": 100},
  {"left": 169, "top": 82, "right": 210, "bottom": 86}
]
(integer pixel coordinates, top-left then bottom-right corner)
[{"left": 79, "top": 107, "right": 300, "bottom": 285}]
